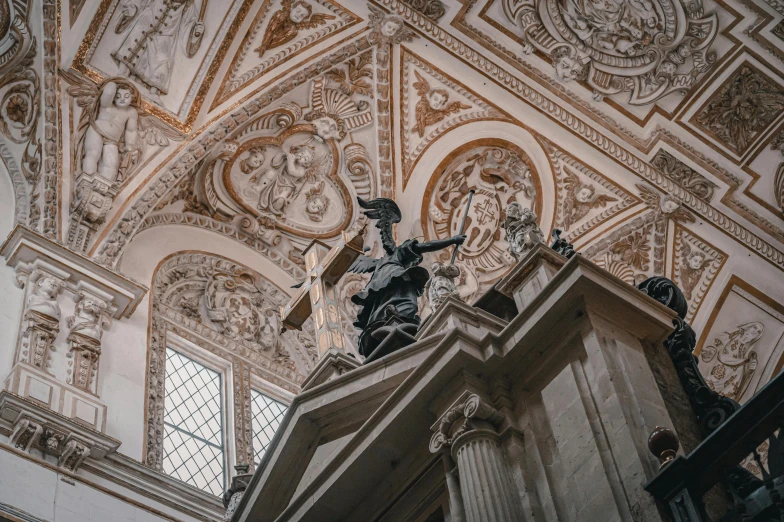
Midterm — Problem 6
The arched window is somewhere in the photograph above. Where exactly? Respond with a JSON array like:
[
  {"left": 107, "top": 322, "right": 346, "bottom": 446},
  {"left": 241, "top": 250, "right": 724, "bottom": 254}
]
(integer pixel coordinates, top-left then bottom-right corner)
[{"left": 145, "top": 252, "right": 317, "bottom": 493}]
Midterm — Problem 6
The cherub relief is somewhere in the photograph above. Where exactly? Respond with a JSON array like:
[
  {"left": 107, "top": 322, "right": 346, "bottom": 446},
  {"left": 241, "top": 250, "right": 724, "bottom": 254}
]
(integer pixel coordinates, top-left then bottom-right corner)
[
  {"left": 255, "top": 1, "right": 336, "bottom": 57},
  {"left": 701, "top": 322, "right": 764, "bottom": 401},
  {"left": 62, "top": 72, "right": 181, "bottom": 184},
  {"left": 250, "top": 141, "right": 321, "bottom": 217},
  {"left": 679, "top": 242, "right": 712, "bottom": 301},
  {"left": 561, "top": 170, "right": 617, "bottom": 231},
  {"left": 304, "top": 180, "right": 330, "bottom": 222},
  {"left": 411, "top": 71, "right": 471, "bottom": 138}
]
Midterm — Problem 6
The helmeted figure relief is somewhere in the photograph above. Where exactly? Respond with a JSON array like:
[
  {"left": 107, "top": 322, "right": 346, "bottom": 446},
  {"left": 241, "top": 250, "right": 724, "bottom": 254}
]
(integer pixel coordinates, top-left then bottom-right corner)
[
  {"left": 80, "top": 80, "right": 139, "bottom": 182},
  {"left": 255, "top": 0, "right": 336, "bottom": 57},
  {"left": 411, "top": 71, "right": 471, "bottom": 138},
  {"left": 561, "top": 170, "right": 617, "bottom": 231},
  {"left": 251, "top": 141, "right": 320, "bottom": 217},
  {"left": 112, "top": 0, "right": 205, "bottom": 103},
  {"left": 502, "top": 203, "right": 545, "bottom": 261},
  {"left": 27, "top": 274, "right": 64, "bottom": 320},
  {"left": 701, "top": 322, "right": 764, "bottom": 401},
  {"left": 347, "top": 198, "right": 465, "bottom": 357}
]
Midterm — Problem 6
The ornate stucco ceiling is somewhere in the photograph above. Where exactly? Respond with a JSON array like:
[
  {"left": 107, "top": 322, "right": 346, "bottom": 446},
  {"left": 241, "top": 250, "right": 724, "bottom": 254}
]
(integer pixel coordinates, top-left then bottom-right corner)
[{"left": 3, "top": 0, "right": 784, "bottom": 393}]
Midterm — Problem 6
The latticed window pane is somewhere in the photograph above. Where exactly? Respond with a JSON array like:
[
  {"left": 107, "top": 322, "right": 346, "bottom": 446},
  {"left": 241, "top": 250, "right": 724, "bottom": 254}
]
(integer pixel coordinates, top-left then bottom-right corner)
[
  {"left": 251, "top": 390, "right": 287, "bottom": 464},
  {"left": 162, "top": 348, "right": 225, "bottom": 496}
]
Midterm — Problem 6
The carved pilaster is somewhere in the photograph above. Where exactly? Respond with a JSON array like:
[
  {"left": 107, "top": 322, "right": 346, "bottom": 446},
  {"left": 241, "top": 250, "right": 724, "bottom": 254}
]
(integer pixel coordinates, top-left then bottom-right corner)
[
  {"left": 17, "top": 265, "right": 67, "bottom": 372},
  {"left": 68, "top": 174, "right": 119, "bottom": 253},
  {"left": 223, "top": 464, "right": 253, "bottom": 522},
  {"left": 430, "top": 394, "right": 524, "bottom": 522},
  {"left": 66, "top": 288, "right": 111, "bottom": 393}
]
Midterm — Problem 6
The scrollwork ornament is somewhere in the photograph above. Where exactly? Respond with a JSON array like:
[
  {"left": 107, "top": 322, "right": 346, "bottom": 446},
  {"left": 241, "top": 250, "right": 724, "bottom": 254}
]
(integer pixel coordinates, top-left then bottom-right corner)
[{"left": 504, "top": 0, "right": 719, "bottom": 105}]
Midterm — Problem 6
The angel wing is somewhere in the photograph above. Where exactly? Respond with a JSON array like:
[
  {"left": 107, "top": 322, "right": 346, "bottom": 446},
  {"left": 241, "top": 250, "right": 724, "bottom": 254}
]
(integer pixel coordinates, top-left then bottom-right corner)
[
  {"left": 441, "top": 101, "right": 472, "bottom": 115},
  {"left": 348, "top": 254, "right": 380, "bottom": 274},
  {"left": 636, "top": 184, "right": 661, "bottom": 209},
  {"left": 138, "top": 114, "right": 185, "bottom": 147},
  {"left": 357, "top": 197, "right": 401, "bottom": 252},
  {"left": 296, "top": 13, "right": 337, "bottom": 30},
  {"left": 413, "top": 71, "right": 431, "bottom": 98},
  {"left": 60, "top": 69, "right": 99, "bottom": 108},
  {"left": 588, "top": 194, "right": 618, "bottom": 209}
]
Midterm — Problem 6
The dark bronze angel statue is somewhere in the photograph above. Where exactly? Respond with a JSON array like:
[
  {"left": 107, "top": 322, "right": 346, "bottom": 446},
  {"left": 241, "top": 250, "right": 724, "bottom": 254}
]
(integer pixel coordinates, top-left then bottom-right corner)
[{"left": 348, "top": 197, "right": 465, "bottom": 358}]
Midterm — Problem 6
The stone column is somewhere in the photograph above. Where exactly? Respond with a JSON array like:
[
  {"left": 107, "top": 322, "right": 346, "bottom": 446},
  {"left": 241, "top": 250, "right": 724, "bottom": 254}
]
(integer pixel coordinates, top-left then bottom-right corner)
[{"left": 430, "top": 394, "right": 524, "bottom": 522}]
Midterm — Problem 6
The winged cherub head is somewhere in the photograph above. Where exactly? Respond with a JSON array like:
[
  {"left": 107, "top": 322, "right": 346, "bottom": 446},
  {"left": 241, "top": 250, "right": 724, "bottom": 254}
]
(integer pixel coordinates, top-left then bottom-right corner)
[
  {"left": 357, "top": 197, "right": 401, "bottom": 255},
  {"left": 427, "top": 88, "right": 450, "bottom": 110},
  {"left": 290, "top": 1, "right": 312, "bottom": 23}
]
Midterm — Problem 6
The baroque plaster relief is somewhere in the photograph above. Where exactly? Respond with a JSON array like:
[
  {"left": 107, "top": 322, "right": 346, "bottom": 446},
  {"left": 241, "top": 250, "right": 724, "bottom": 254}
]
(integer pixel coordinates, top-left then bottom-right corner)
[
  {"left": 145, "top": 251, "right": 315, "bottom": 468},
  {"left": 692, "top": 63, "right": 784, "bottom": 157},
  {"left": 501, "top": 0, "right": 719, "bottom": 105},
  {"left": 213, "top": 0, "right": 361, "bottom": 107},
  {"left": 585, "top": 184, "right": 694, "bottom": 285},
  {"left": 541, "top": 136, "right": 638, "bottom": 240},
  {"left": 400, "top": 47, "right": 507, "bottom": 188},
  {"left": 73, "top": 0, "right": 252, "bottom": 129},
  {"left": 671, "top": 223, "right": 725, "bottom": 322},
  {"left": 423, "top": 139, "right": 543, "bottom": 302},
  {"left": 696, "top": 275, "right": 784, "bottom": 405}
]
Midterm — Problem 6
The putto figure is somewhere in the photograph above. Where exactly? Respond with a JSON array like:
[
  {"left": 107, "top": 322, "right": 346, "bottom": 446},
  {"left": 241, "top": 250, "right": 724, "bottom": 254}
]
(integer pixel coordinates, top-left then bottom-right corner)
[
  {"left": 255, "top": 0, "right": 336, "bottom": 57},
  {"left": 501, "top": 202, "right": 545, "bottom": 261},
  {"left": 411, "top": 71, "right": 471, "bottom": 138},
  {"left": 347, "top": 198, "right": 465, "bottom": 357},
  {"left": 80, "top": 81, "right": 139, "bottom": 182}
]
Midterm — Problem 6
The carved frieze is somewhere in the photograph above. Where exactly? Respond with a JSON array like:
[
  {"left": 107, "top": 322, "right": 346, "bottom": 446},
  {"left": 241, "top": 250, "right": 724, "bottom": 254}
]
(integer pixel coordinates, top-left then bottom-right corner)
[{"left": 651, "top": 150, "right": 717, "bottom": 202}]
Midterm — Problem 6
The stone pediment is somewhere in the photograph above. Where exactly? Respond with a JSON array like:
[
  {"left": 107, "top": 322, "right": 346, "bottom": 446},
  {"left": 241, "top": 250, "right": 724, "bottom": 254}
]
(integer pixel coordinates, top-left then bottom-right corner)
[{"left": 231, "top": 253, "right": 678, "bottom": 522}]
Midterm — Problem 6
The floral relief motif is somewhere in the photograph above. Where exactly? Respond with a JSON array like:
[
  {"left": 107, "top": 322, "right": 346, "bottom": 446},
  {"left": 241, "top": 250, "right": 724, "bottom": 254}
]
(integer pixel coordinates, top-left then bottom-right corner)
[
  {"left": 255, "top": 1, "right": 336, "bottom": 58},
  {"left": 694, "top": 65, "right": 784, "bottom": 155}
]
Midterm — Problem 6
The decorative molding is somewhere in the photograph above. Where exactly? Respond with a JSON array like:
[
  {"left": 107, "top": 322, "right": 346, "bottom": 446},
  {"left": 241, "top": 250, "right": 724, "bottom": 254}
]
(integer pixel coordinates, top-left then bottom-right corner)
[
  {"left": 650, "top": 150, "right": 718, "bottom": 202},
  {"left": 0, "top": 391, "right": 121, "bottom": 473},
  {"left": 41, "top": 0, "right": 60, "bottom": 239},
  {"left": 400, "top": 46, "right": 506, "bottom": 188},
  {"left": 144, "top": 251, "right": 314, "bottom": 469}
]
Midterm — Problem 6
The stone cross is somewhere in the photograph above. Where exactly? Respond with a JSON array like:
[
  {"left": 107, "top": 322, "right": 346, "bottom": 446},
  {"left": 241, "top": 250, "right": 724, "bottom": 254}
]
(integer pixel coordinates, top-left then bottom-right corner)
[{"left": 280, "top": 228, "right": 365, "bottom": 359}]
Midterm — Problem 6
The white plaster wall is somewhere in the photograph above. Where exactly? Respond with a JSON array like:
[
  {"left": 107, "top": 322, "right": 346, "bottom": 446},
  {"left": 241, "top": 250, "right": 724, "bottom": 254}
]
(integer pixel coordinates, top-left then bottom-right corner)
[
  {"left": 0, "top": 447, "right": 199, "bottom": 522},
  {"left": 0, "top": 156, "right": 25, "bottom": 386}
]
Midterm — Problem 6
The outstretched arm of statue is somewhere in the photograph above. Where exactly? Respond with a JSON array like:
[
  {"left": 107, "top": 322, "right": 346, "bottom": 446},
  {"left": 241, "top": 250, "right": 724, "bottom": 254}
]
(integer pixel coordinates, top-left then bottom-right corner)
[
  {"left": 413, "top": 235, "right": 466, "bottom": 254},
  {"left": 101, "top": 82, "right": 117, "bottom": 108}
]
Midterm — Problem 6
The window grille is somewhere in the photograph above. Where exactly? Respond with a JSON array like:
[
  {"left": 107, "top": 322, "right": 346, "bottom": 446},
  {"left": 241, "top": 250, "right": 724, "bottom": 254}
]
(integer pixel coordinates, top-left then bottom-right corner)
[
  {"left": 162, "top": 348, "right": 225, "bottom": 496},
  {"left": 250, "top": 389, "right": 287, "bottom": 464}
]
